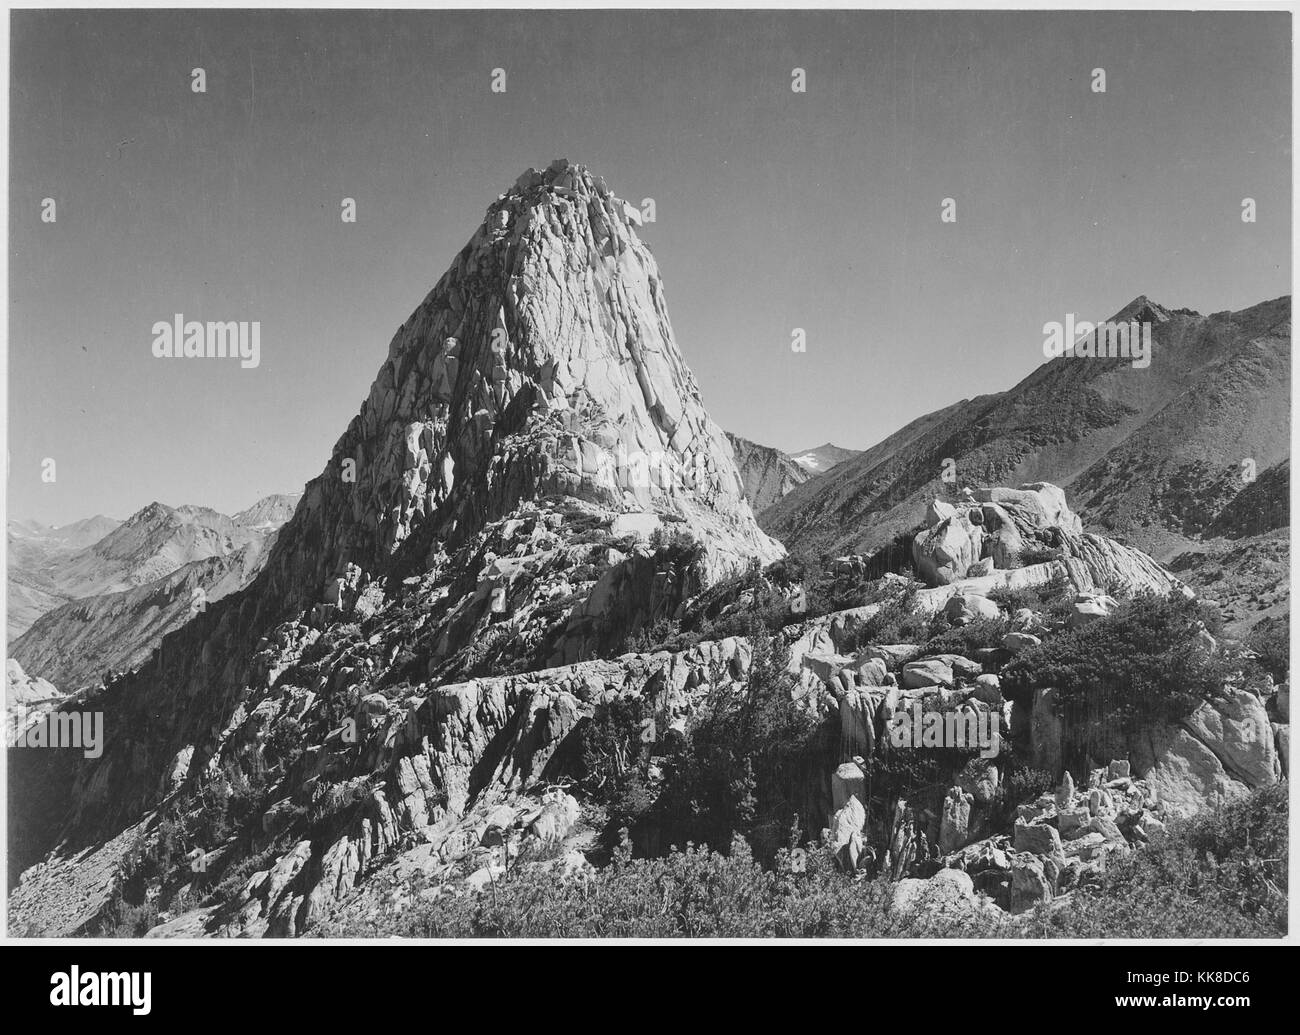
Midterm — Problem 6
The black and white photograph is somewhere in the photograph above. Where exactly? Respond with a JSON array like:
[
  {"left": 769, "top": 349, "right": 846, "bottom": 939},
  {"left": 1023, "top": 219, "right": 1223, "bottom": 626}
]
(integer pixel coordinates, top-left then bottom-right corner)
[{"left": 1, "top": 2, "right": 1294, "bottom": 987}]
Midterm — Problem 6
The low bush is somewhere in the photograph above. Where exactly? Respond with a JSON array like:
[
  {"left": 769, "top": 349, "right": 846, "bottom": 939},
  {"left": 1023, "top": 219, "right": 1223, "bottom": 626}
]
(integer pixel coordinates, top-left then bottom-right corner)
[
  {"left": 319, "top": 835, "right": 1008, "bottom": 939},
  {"left": 1032, "top": 784, "right": 1287, "bottom": 938},
  {"left": 1245, "top": 616, "right": 1289, "bottom": 684},
  {"left": 1000, "top": 593, "right": 1236, "bottom": 759}
]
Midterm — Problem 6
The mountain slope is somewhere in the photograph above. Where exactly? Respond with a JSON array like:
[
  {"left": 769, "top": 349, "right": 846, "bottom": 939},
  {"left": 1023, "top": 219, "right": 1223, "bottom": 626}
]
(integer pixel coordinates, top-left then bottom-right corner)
[
  {"left": 5, "top": 516, "right": 122, "bottom": 638},
  {"left": 6, "top": 494, "right": 300, "bottom": 693},
  {"left": 725, "top": 432, "right": 811, "bottom": 513},
  {"left": 6, "top": 658, "right": 64, "bottom": 745},
  {"left": 9, "top": 160, "right": 782, "bottom": 926},
  {"left": 762, "top": 296, "right": 1290, "bottom": 565},
  {"left": 6, "top": 496, "right": 300, "bottom": 643},
  {"left": 10, "top": 536, "right": 278, "bottom": 693},
  {"left": 233, "top": 493, "right": 303, "bottom": 531}
]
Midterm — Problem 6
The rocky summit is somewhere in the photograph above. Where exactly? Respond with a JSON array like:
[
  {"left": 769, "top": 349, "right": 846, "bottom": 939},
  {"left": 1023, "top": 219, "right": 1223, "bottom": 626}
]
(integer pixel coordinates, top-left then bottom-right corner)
[{"left": 9, "top": 161, "right": 785, "bottom": 934}]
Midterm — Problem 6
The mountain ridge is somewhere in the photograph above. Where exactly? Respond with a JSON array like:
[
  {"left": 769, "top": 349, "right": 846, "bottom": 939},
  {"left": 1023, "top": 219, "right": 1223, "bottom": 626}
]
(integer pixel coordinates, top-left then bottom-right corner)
[{"left": 762, "top": 295, "right": 1290, "bottom": 562}]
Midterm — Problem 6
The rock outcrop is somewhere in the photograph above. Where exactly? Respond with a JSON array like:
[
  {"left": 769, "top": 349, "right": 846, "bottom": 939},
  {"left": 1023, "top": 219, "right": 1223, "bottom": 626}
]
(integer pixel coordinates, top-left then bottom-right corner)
[
  {"left": 6, "top": 658, "right": 64, "bottom": 745},
  {"left": 8, "top": 161, "right": 784, "bottom": 935},
  {"left": 911, "top": 481, "right": 1188, "bottom": 597}
]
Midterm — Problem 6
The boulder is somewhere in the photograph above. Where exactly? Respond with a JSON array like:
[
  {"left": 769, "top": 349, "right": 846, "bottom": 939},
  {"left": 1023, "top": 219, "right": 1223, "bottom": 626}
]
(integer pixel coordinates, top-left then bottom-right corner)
[
  {"left": 974, "top": 483, "right": 1081, "bottom": 537},
  {"left": 1088, "top": 814, "right": 1126, "bottom": 845},
  {"left": 939, "top": 785, "right": 974, "bottom": 854},
  {"left": 831, "top": 761, "right": 866, "bottom": 813},
  {"left": 611, "top": 512, "right": 661, "bottom": 540},
  {"left": 978, "top": 501, "right": 1027, "bottom": 569},
  {"left": 891, "top": 867, "right": 997, "bottom": 922},
  {"left": 1014, "top": 820, "right": 1062, "bottom": 856},
  {"left": 1067, "top": 592, "right": 1118, "bottom": 630},
  {"left": 867, "top": 644, "right": 925, "bottom": 669},
  {"left": 961, "top": 760, "right": 1000, "bottom": 804},
  {"left": 1135, "top": 813, "right": 1166, "bottom": 841},
  {"left": 947, "top": 836, "right": 1007, "bottom": 869},
  {"left": 902, "top": 658, "right": 954, "bottom": 689},
  {"left": 836, "top": 689, "right": 877, "bottom": 757},
  {"left": 928, "top": 653, "right": 983, "bottom": 680},
  {"left": 1058, "top": 808, "right": 1091, "bottom": 838},
  {"left": 801, "top": 652, "right": 853, "bottom": 688},
  {"left": 1009, "top": 856, "right": 1052, "bottom": 914},
  {"left": 912, "top": 512, "right": 985, "bottom": 587},
  {"left": 924, "top": 499, "right": 957, "bottom": 528},
  {"left": 1057, "top": 530, "right": 1186, "bottom": 597},
  {"left": 849, "top": 655, "right": 890, "bottom": 686},
  {"left": 1181, "top": 687, "right": 1278, "bottom": 788},
  {"left": 529, "top": 793, "right": 580, "bottom": 843},
  {"left": 1054, "top": 771, "right": 1075, "bottom": 810},
  {"left": 971, "top": 673, "right": 1003, "bottom": 705},
  {"left": 944, "top": 592, "right": 1000, "bottom": 626},
  {"left": 1135, "top": 725, "right": 1250, "bottom": 819},
  {"left": 1003, "top": 631, "right": 1042, "bottom": 654},
  {"left": 830, "top": 795, "right": 867, "bottom": 871}
]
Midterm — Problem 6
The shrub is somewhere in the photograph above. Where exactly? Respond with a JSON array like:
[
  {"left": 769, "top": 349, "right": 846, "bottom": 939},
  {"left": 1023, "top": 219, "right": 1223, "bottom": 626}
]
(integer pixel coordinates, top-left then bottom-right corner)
[
  {"left": 1245, "top": 617, "right": 1289, "bottom": 684},
  {"left": 849, "top": 584, "right": 937, "bottom": 649},
  {"left": 316, "top": 835, "right": 1010, "bottom": 939},
  {"left": 581, "top": 629, "right": 831, "bottom": 863},
  {"left": 987, "top": 570, "right": 1072, "bottom": 616},
  {"left": 646, "top": 632, "right": 830, "bottom": 863},
  {"left": 922, "top": 615, "right": 1011, "bottom": 659},
  {"left": 1033, "top": 784, "right": 1287, "bottom": 938},
  {"left": 624, "top": 617, "right": 700, "bottom": 655},
  {"left": 1000, "top": 592, "right": 1235, "bottom": 768},
  {"left": 1016, "top": 544, "right": 1064, "bottom": 567}
]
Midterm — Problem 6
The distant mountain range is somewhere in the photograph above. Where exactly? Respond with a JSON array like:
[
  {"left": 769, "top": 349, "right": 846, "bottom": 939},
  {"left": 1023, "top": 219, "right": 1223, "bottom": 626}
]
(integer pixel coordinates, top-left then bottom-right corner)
[
  {"left": 759, "top": 295, "right": 1290, "bottom": 632},
  {"left": 7, "top": 515, "right": 123, "bottom": 636},
  {"left": 725, "top": 436, "right": 859, "bottom": 515},
  {"left": 788, "top": 442, "right": 861, "bottom": 475},
  {"left": 6, "top": 494, "right": 301, "bottom": 691},
  {"left": 725, "top": 433, "right": 812, "bottom": 513}
]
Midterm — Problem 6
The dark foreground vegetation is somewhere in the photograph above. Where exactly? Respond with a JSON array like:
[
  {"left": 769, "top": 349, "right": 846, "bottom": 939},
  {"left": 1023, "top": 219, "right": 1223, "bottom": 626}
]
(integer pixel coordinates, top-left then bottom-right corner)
[{"left": 315, "top": 783, "right": 1286, "bottom": 939}]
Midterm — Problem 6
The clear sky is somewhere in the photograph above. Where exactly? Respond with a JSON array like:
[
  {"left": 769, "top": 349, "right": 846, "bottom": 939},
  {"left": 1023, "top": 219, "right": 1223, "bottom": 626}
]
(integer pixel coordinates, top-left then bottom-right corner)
[{"left": 7, "top": 9, "right": 1290, "bottom": 526}]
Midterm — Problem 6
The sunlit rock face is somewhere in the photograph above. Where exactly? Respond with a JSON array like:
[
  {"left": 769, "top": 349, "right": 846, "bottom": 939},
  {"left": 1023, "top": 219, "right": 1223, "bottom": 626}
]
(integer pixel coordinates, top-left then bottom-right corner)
[
  {"left": 274, "top": 157, "right": 781, "bottom": 601},
  {"left": 9, "top": 163, "right": 785, "bottom": 922}
]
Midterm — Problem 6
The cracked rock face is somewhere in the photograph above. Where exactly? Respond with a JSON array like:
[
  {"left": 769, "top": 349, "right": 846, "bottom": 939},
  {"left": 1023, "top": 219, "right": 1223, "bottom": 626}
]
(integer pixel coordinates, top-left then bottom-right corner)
[
  {"left": 913, "top": 481, "right": 1187, "bottom": 596},
  {"left": 9, "top": 162, "right": 785, "bottom": 937},
  {"left": 274, "top": 158, "right": 781, "bottom": 599}
]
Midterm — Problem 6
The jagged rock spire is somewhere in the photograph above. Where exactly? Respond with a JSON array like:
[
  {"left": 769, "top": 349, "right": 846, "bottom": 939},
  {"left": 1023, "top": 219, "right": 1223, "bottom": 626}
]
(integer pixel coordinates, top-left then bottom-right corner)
[{"left": 280, "top": 159, "right": 780, "bottom": 593}]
